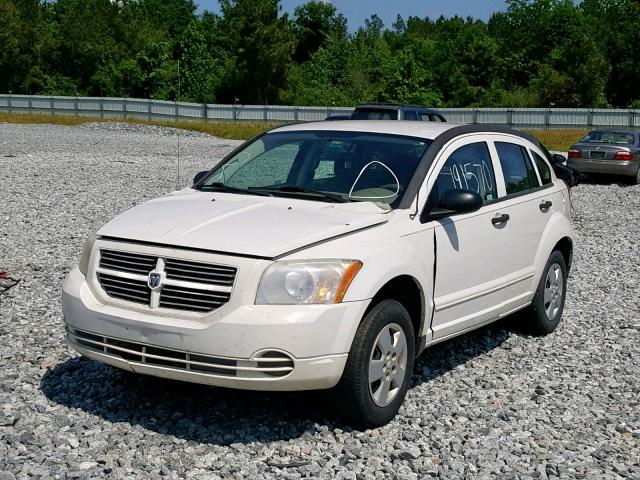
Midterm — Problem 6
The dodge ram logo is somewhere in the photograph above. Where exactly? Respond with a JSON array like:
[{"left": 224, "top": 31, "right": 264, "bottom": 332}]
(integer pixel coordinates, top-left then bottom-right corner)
[{"left": 148, "top": 272, "right": 162, "bottom": 290}]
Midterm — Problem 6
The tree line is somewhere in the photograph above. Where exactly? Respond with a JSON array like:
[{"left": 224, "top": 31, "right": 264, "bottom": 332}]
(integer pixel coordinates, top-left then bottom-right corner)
[{"left": 1, "top": 0, "right": 639, "bottom": 108}]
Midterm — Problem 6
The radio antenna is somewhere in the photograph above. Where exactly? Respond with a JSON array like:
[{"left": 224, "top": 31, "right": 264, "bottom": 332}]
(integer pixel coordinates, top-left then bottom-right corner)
[{"left": 176, "top": 57, "right": 181, "bottom": 189}]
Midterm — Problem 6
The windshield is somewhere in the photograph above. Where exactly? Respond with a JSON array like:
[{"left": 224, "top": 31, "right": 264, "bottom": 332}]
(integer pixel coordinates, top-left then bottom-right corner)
[
  {"left": 580, "top": 131, "right": 635, "bottom": 145},
  {"left": 198, "top": 131, "right": 431, "bottom": 207}
]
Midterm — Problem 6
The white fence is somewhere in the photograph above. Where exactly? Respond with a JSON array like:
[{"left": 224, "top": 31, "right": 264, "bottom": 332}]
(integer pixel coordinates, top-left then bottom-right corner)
[{"left": 1, "top": 94, "right": 639, "bottom": 129}]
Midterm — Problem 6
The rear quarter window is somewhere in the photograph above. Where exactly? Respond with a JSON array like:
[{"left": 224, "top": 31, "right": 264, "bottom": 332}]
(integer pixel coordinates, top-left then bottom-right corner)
[{"left": 531, "top": 151, "right": 553, "bottom": 185}]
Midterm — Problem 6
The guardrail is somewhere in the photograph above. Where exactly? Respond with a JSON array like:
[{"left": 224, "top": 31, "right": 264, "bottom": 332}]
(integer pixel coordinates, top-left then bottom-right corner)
[{"left": 1, "top": 94, "right": 639, "bottom": 129}]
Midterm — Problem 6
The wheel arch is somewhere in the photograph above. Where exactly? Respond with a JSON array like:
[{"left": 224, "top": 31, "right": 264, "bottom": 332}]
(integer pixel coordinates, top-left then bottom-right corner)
[
  {"left": 368, "top": 275, "right": 426, "bottom": 354},
  {"left": 531, "top": 213, "right": 574, "bottom": 289},
  {"left": 553, "top": 236, "right": 573, "bottom": 273}
]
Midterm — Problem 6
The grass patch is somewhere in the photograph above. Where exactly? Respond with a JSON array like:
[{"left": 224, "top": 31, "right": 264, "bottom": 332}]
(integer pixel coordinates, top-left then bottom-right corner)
[
  {"left": 0, "top": 112, "right": 589, "bottom": 147},
  {"left": 0, "top": 112, "right": 95, "bottom": 126},
  {"left": 0, "top": 112, "right": 282, "bottom": 140},
  {"left": 527, "top": 129, "right": 587, "bottom": 152}
]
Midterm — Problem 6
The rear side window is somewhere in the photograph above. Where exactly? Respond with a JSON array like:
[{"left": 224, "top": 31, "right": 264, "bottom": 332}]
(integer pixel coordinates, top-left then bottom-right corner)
[
  {"left": 495, "top": 142, "right": 540, "bottom": 195},
  {"left": 531, "top": 151, "right": 553, "bottom": 185},
  {"left": 403, "top": 110, "right": 418, "bottom": 121},
  {"left": 432, "top": 142, "right": 498, "bottom": 202}
]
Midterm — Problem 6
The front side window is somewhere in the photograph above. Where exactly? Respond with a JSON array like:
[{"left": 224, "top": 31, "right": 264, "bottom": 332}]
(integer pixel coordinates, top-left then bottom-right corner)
[
  {"left": 199, "top": 131, "right": 431, "bottom": 207},
  {"left": 495, "top": 142, "right": 540, "bottom": 195},
  {"left": 431, "top": 142, "right": 498, "bottom": 202}
]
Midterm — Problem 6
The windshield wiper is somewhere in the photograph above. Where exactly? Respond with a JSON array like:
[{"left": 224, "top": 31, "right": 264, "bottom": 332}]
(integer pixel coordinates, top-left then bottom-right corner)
[
  {"left": 250, "top": 186, "right": 350, "bottom": 203},
  {"left": 199, "top": 182, "right": 271, "bottom": 197}
]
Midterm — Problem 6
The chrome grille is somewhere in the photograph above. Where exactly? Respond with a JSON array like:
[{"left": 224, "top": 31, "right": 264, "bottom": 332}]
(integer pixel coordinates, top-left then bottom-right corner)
[
  {"left": 96, "top": 249, "right": 236, "bottom": 313},
  {"left": 97, "top": 273, "right": 150, "bottom": 305},
  {"left": 159, "top": 285, "right": 231, "bottom": 312},
  {"left": 164, "top": 258, "right": 236, "bottom": 286},
  {"left": 99, "top": 250, "right": 156, "bottom": 275},
  {"left": 67, "top": 327, "right": 294, "bottom": 378}
]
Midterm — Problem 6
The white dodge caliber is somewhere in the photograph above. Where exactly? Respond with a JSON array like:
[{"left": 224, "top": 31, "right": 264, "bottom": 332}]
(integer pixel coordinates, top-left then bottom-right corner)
[{"left": 62, "top": 121, "right": 574, "bottom": 427}]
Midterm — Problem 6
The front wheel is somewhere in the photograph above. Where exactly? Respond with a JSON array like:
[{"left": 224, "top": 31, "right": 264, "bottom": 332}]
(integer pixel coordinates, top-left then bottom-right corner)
[
  {"left": 527, "top": 251, "right": 568, "bottom": 335},
  {"left": 330, "top": 299, "right": 415, "bottom": 428}
]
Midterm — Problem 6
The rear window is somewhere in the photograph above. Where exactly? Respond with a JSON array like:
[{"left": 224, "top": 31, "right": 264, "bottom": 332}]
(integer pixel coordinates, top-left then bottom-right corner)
[
  {"left": 351, "top": 108, "right": 398, "bottom": 120},
  {"left": 580, "top": 131, "right": 635, "bottom": 145}
]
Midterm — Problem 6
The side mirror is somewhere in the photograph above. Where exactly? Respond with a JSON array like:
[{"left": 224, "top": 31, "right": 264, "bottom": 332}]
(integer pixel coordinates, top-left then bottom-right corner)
[
  {"left": 551, "top": 153, "right": 567, "bottom": 165},
  {"left": 193, "top": 170, "right": 209, "bottom": 185},
  {"left": 424, "top": 189, "right": 483, "bottom": 221}
]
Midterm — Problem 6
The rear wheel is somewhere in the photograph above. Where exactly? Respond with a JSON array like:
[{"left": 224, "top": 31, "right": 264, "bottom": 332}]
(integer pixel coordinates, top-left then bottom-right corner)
[
  {"left": 527, "top": 251, "right": 567, "bottom": 335},
  {"left": 330, "top": 299, "right": 415, "bottom": 428},
  {"left": 629, "top": 167, "right": 640, "bottom": 185}
]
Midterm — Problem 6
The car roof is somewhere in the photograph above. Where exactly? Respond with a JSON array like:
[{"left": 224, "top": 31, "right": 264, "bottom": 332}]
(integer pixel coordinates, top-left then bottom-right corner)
[
  {"left": 356, "top": 103, "right": 441, "bottom": 113},
  {"left": 270, "top": 120, "right": 458, "bottom": 140}
]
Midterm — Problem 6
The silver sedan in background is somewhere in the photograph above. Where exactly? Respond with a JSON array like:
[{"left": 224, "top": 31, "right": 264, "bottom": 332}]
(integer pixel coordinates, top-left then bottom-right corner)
[{"left": 567, "top": 129, "right": 640, "bottom": 184}]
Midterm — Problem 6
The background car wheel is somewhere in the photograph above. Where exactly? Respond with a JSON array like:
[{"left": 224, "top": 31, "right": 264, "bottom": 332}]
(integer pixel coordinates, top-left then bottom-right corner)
[
  {"left": 527, "top": 251, "right": 568, "bottom": 335},
  {"left": 330, "top": 299, "right": 415, "bottom": 428},
  {"left": 629, "top": 168, "right": 640, "bottom": 185}
]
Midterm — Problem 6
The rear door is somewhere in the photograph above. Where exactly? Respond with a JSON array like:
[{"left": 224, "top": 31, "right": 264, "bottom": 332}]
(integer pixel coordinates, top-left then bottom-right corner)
[{"left": 486, "top": 135, "right": 561, "bottom": 306}]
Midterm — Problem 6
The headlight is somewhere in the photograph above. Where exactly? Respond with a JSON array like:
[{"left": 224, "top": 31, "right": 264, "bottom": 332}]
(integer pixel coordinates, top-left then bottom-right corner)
[
  {"left": 78, "top": 232, "right": 99, "bottom": 277},
  {"left": 256, "top": 260, "right": 363, "bottom": 305}
]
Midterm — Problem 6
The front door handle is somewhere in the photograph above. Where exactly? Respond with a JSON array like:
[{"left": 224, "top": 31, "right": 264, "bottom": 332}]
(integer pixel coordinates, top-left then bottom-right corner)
[
  {"left": 491, "top": 213, "right": 510, "bottom": 225},
  {"left": 539, "top": 200, "right": 553, "bottom": 211}
]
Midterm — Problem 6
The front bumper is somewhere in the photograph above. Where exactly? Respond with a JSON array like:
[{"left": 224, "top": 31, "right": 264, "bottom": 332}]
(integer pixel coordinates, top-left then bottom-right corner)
[
  {"left": 568, "top": 158, "right": 639, "bottom": 176},
  {"left": 62, "top": 267, "right": 370, "bottom": 391}
]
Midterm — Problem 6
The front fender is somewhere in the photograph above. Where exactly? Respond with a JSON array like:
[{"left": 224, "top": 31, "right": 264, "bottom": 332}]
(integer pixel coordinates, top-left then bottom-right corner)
[{"left": 282, "top": 227, "right": 435, "bottom": 308}]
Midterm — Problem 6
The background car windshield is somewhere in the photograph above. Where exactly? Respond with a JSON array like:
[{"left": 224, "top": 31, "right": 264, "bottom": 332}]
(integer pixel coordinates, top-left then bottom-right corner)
[
  {"left": 200, "top": 131, "right": 431, "bottom": 206},
  {"left": 580, "top": 131, "right": 635, "bottom": 145},
  {"left": 351, "top": 108, "right": 398, "bottom": 120}
]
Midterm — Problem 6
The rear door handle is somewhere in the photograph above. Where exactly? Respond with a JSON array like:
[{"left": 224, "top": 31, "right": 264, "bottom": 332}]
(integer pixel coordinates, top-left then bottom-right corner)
[
  {"left": 491, "top": 213, "right": 510, "bottom": 225},
  {"left": 539, "top": 200, "right": 553, "bottom": 211}
]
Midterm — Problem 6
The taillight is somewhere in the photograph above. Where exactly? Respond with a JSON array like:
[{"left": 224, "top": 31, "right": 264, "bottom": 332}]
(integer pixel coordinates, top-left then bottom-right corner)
[
  {"left": 568, "top": 149, "right": 581, "bottom": 158},
  {"left": 613, "top": 151, "right": 633, "bottom": 161}
]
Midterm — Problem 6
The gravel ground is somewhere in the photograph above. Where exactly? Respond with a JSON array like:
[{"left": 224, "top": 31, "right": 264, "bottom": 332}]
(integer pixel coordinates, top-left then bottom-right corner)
[{"left": 1, "top": 122, "right": 639, "bottom": 480}]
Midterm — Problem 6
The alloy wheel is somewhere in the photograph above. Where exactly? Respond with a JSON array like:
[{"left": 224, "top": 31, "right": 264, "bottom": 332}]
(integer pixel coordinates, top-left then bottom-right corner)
[
  {"left": 368, "top": 323, "right": 408, "bottom": 407},
  {"left": 543, "top": 263, "right": 564, "bottom": 321}
]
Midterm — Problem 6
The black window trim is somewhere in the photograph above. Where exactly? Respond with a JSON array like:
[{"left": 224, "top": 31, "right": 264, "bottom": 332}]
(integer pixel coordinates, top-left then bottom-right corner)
[{"left": 400, "top": 124, "right": 555, "bottom": 210}]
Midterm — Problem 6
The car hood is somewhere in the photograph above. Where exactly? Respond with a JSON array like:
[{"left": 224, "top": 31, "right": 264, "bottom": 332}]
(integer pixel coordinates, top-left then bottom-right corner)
[{"left": 98, "top": 189, "right": 390, "bottom": 258}]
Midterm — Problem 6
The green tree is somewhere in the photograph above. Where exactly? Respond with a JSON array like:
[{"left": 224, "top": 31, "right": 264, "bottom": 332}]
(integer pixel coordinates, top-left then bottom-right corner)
[
  {"left": 292, "top": 1, "right": 347, "bottom": 62},
  {"left": 217, "top": 0, "right": 296, "bottom": 104},
  {"left": 179, "top": 21, "right": 216, "bottom": 102}
]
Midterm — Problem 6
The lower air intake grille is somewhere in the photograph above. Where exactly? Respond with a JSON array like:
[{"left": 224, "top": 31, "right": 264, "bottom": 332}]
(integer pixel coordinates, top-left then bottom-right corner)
[{"left": 67, "top": 327, "right": 294, "bottom": 379}]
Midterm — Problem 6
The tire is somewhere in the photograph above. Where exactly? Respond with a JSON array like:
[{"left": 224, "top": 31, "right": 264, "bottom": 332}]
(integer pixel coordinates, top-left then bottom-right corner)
[
  {"left": 628, "top": 167, "right": 640, "bottom": 185},
  {"left": 527, "top": 251, "right": 568, "bottom": 335},
  {"left": 330, "top": 299, "right": 415, "bottom": 428}
]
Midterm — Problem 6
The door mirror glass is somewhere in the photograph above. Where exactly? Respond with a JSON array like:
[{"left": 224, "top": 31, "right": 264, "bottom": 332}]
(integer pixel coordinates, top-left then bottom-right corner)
[
  {"left": 193, "top": 170, "right": 209, "bottom": 185},
  {"left": 427, "top": 189, "right": 483, "bottom": 220}
]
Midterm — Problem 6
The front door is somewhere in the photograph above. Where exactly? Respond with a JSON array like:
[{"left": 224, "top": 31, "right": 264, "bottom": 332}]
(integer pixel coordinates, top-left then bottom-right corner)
[{"left": 425, "top": 138, "right": 525, "bottom": 340}]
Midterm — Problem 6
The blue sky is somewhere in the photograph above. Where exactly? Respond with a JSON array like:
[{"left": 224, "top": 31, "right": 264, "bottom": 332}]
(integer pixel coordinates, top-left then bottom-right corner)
[{"left": 196, "top": 1, "right": 509, "bottom": 28}]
